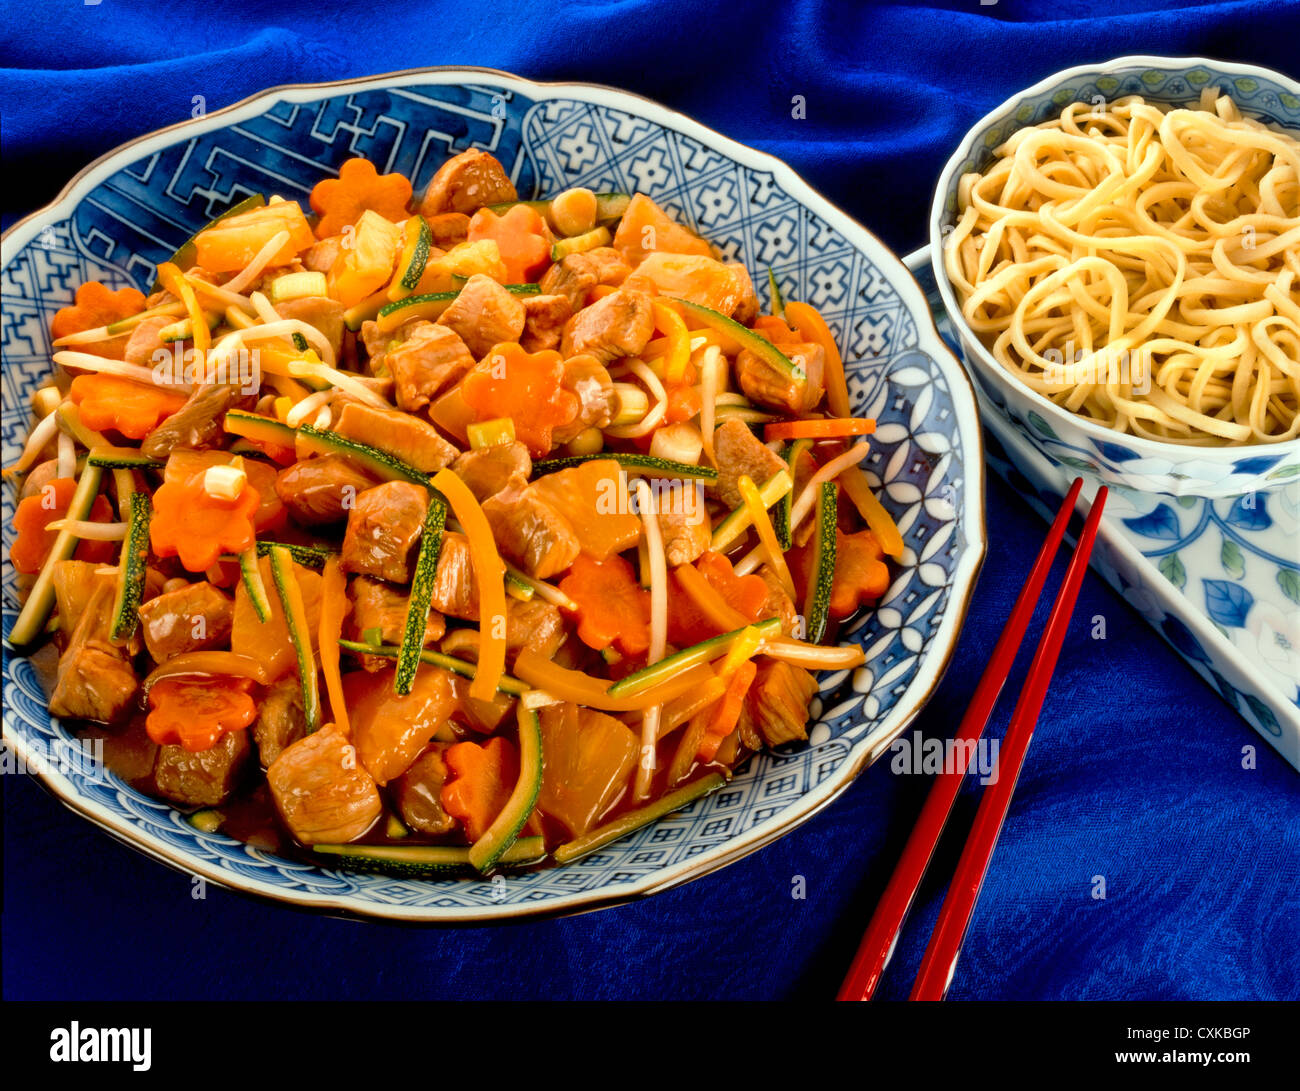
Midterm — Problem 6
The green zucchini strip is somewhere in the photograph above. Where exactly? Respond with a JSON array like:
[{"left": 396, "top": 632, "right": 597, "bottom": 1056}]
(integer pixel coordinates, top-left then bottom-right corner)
[
  {"left": 554, "top": 774, "right": 725, "bottom": 864},
  {"left": 468, "top": 706, "right": 543, "bottom": 873},
  {"left": 268, "top": 546, "right": 322, "bottom": 731},
  {"left": 108, "top": 490, "right": 152, "bottom": 642},
  {"left": 337, "top": 640, "right": 530, "bottom": 696},
  {"left": 394, "top": 492, "right": 449, "bottom": 695}
]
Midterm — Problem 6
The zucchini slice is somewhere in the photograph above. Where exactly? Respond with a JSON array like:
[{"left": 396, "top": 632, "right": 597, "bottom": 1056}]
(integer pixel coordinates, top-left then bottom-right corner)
[
  {"left": 254, "top": 540, "right": 337, "bottom": 568},
  {"left": 238, "top": 546, "right": 272, "bottom": 623},
  {"left": 108, "top": 490, "right": 152, "bottom": 642},
  {"left": 468, "top": 707, "right": 543, "bottom": 873},
  {"left": 86, "top": 445, "right": 165, "bottom": 470},
  {"left": 158, "top": 312, "right": 219, "bottom": 343},
  {"left": 774, "top": 439, "right": 812, "bottom": 550},
  {"left": 673, "top": 298, "right": 799, "bottom": 376},
  {"left": 607, "top": 618, "right": 782, "bottom": 698},
  {"left": 267, "top": 546, "right": 322, "bottom": 732},
  {"left": 767, "top": 267, "right": 785, "bottom": 320},
  {"left": 224, "top": 409, "right": 297, "bottom": 449},
  {"left": 342, "top": 289, "right": 391, "bottom": 331},
  {"left": 375, "top": 282, "right": 540, "bottom": 335},
  {"left": 386, "top": 215, "right": 433, "bottom": 301},
  {"left": 295, "top": 423, "right": 429, "bottom": 486},
  {"left": 6, "top": 464, "right": 105, "bottom": 648},
  {"left": 554, "top": 773, "right": 724, "bottom": 864},
  {"left": 337, "top": 639, "right": 530, "bottom": 696},
  {"left": 550, "top": 225, "right": 611, "bottom": 262},
  {"left": 150, "top": 193, "right": 266, "bottom": 292},
  {"left": 394, "top": 492, "right": 449, "bottom": 696},
  {"left": 314, "top": 836, "right": 546, "bottom": 877},
  {"left": 531, "top": 452, "right": 718, "bottom": 481},
  {"left": 804, "top": 482, "right": 838, "bottom": 644}
]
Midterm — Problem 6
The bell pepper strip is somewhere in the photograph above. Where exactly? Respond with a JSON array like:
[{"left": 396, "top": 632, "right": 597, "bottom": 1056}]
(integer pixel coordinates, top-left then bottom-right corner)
[
  {"left": 310, "top": 158, "right": 413, "bottom": 240},
  {"left": 710, "top": 469, "right": 792, "bottom": 553},
  {"left": 68, "top": 373, "right": 189, "bottom": 441},
  {"left": 763, "top": 417, "right": 877, "bottom": 442},
  {"left": 698, "top": 658, "right": 758, "bottom": 762},
  {"left": 557, "top": 553, "right": 652, "bottom": 658},
  {"left": 459, "top": 343, "right": 579, "bottom": 458},
  {"left": 659, "top": 673, "right": 729, "bottom": 738},
  {"left": 839, "top": 465, "right": 904, "bottom": 558},
  {"left": 156, "top": 261, "right": 211, "bottom": 356},
  {"left": 440, "top": 736, "right": 522, "bottom": 844},
  {"left": 431, "top": 468, "right": 507, "bottom": 702},
  {"left": 10, "top": 477, "right": 117, "bottom": 574},
  {"left": 49, "top": 281, "right": 147, "bottom": 358},
  {"left": 466, "top": 204, "right": 551, "bottom": 283},
  {"left": 146, "top": 675, "right": 258, "bottom": 752},
  {"left": 150, "top": 460, "right": 261, "bottom": 573},
  {"left": 651, "top": 299, "right": 691, "bottom": 384},
  {"left": 513, "top": 649, "right": 715, "bottom": 712},
  {"left": 668, "top": 551, "right": 769, "bottom": 646},
  {"left": 784, "top": 301, "right": 850, "bottom": 418},
  {"left": 318, "top": 557, "right": 351, "bottom": 735},
  {"left": 737, "top": 474, "right": 796, "bottom": 599}
]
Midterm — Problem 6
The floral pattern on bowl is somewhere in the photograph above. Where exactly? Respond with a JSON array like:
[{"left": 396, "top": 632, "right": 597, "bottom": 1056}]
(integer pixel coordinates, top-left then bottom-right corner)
[
  {"left": 928, "top": 56, "right": 1300, "bottom": 500},
  {"left": 1, "top": 69, "right": 985, "bottom": 921}
]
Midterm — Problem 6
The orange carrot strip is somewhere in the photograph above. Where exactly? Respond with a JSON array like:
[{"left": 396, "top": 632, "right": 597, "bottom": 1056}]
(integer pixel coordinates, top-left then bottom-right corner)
[
  {"left": 763, "top": 417, "right": 877, "bottom": 442},
  {"left": 698, "top": 659, "right": 757, "bottom": 762},
  {"left": 784, "top": 301, "right": 850, "bottom": 418}
]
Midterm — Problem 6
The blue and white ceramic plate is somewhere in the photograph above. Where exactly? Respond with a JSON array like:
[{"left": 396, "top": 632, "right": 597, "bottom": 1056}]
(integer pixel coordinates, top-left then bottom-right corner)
[
  {"left": 1, "top": 69, "right": 985, "bottom": 920},
  {"left": 911, "top": 254, "right": 1300, "bottom": 772}
]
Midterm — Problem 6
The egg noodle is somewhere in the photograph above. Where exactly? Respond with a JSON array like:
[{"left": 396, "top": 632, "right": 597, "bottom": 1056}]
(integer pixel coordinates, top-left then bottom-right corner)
[{"left": 945, "top": 90, "right": 1300, "bottom": 446}]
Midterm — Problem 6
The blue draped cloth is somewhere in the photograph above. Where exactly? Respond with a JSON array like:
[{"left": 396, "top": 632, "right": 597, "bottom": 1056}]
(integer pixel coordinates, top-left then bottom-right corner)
[{"left": 3, "top": 0, "right": 1297, "bottom": 1001}]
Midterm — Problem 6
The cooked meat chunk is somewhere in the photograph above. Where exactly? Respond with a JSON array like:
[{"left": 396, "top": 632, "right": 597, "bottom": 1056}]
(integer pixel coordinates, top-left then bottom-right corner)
[
  {"left": 141, "top": 383, "right": 245, "bottom": 458},
  {"left": 506, "top": 597, "right": 567, "bottom": 660},
  {"left": 52, "top": 559, "right": 104, "bottom": 625},
  {"left": 340, "top": 481, "right": 430, "bottom": 583},
  {"left": 275, "top": 296, "right": 346, "bottom": 361},
  {"left": 267, "top": 725, "right": 383, "bottom": 845},
  {"left": 520, "top": 293, "right": 572, "bottom": 353},
  {"left": 418, "top": 149, "right": 517, "bottom": 216},
  {"left": 384, "top": 321, "right": 475, "bottom": 412},
  {"left": 123, "top": 316, "right": 172, "bottom": 366},
  {"left": 392, "top": 745, "right": 458, "bottom": 835},
  {"left": 19, "top": 458, "right": 59, "bottom": 501},
  {"left": 359, "top": 319, "right": 392, "bottom": 372},
  {"left": 748, "top": 660, "right": 818, "bottom": 747},
  {"left": 303, "top": 235, "right": 344, "bottom": 273},
  {"left": 560, "top": 288, "right": 654, "bottom": 363},
  {"left": 333, "top": 401, "right": 458, "bottom": 473},
  {"left": 736, "top": 342, "right": 826, "bottom": 415},
  {"left": 711, "top": 417, "right": 788, "bottom": 509},
  {"left": 349, "top": 574, "right": 446, "bottom": 671},
  {"left": 584, "top": 246, "right": 632, "bottom": 286},
  {"left": 539, "top": 253, "right": 598, "bottom": 312},
  {"left": 757, "top": 564, "right": 799, "bottom": 635},
  {"left": 552, "top": 354, "right": 616, "bottom": 444},
  {"left": 728, "top": 262, "right": 759, "bottom": 324},
  {"left": 429, "top": 532, "right": 479, "bottom": 620},
  {"left": 658, "top": 488, "right": 711, "bottom": 567},
  {"left": 425, "top": 212, "right": 470, "bottom": 248},
  {"left": 483, "top": 478, "right": 580, "bottom": 580},
  {"left": 251, "top": 677, "right": 306, "bottom": 767},
  {"left": 275, "top": 454, "right": 379, "bottom": 526},
  {"left": 153, "top": 729, "right": 252, "bottom": 807},
  {"left": 451, "top": 441, "right": 531, "bottom": 502},
  {"left": 48, "top": 577, "right": 139, "bottom": 725},
  {"left": 136, "top": 580, "right": 233, "bottom": 662},
  {"left": 436, "top": 274, "right": 526, "bottom": 358}
]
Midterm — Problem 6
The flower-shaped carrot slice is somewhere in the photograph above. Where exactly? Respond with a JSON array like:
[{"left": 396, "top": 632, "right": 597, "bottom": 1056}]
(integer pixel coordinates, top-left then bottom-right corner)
[
  {"left": 146, "top": 675, "right": 257, "bottom": 752},
  {"left": 460, "top": 343, "right": 579, "bottom": 458},
  {"left": 50, "top": 281, "right": 147, "bottom": 359},
  {"left": 69, "top": 374, "right": 189, "bottom": 440},
  {"left": 466, "top": 204, "right": 550, "bottom": 283},
  {"left": 309, "top": 157, "right": 413, "bottom": 240},
  {"left": 9, "top": 477, "right": 117, "bottom": 573},
  {"left": 150, "top": 459, "right": 260, "bottom": 573},
  {"left": 558, "top": 553, "right": 652, "bottom": 657}
]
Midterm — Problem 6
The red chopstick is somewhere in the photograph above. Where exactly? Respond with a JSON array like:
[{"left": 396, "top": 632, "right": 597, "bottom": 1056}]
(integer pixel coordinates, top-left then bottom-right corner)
[
  {"left": 836, "top": 477, "right": 1094, "bottom": 1002},
  {"left": 909, "top": 484, "right": 1108, "bottom": 999}
]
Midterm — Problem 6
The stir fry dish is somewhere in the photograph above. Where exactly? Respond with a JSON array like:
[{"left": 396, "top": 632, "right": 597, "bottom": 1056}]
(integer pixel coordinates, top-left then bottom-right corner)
[{"left": 5, "top": 148, "right": 904, "bottom": 875}]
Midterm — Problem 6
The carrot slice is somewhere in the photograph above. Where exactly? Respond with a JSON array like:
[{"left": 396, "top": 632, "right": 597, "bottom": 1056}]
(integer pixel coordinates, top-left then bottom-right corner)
[
  {"left": 49, "top": 281, "right": 146, "bottom": 359},
  {"left": 69, "top": 374, "right": 189, "bottom": 440},
  {"left": 557, "top": 553, "right": 651, "bottom": 657},
  {"left": 668, "top": 551, "right": 768, "bottom": 646},
  {"left": 460, "top": 343, "right": 580, "bottom": 459},
  {"left": 9, "top": 478, "right": 117, "bottom": 573},
  {"left": 466, "top": 205, "right": 550, "bottom": 283},
  {"left": 431, "top": 468, "right": 507, "bottom": 701},
  {"left": 309, "top": 158, "right": 413, "bottom": 240},
  {"left": 150, "top": 456, "right": 260, "bottom": 573},
  {"left": 763, "top": 417, "right": 877, "bottom": 442},
  {"left": 440, "top": 736, "right": 521, "bottom": 843},
  {"left": 790, "top": 527, "right": 890, "bottom": 620},
  {"left": 145, "top": 675, "right": 257, "bottom": 752},
  {"left": 784, "top": 301, "right": 850, "bottom": 418}
]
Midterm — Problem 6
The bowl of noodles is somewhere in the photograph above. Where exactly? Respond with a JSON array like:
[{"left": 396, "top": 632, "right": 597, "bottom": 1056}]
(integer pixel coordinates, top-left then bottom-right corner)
[{"left": 929, "top": 56, "right": 1300, "bottom": 498}]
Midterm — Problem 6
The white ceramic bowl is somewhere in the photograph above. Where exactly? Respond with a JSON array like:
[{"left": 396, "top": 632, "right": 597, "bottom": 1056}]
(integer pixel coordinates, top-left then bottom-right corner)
[{"left": 929, "top": 55, "right": 1300, "bottom": 499}]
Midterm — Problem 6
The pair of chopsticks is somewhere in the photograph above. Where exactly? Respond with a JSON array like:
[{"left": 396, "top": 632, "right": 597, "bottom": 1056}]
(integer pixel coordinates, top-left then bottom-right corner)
[{"left": 838, "top": 477, "right": 1108, "bottom": 1001}]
